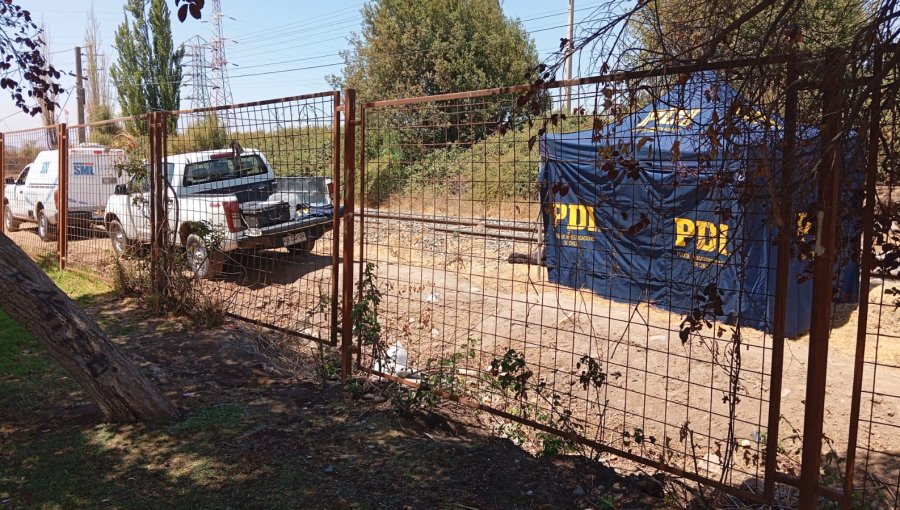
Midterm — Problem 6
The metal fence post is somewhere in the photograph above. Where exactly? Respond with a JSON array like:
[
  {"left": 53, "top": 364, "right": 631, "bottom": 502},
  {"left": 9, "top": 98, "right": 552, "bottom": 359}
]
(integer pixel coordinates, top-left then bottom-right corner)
[
  {"left": 764, "top": 55, "right": 798, "bottom": 502},
  {"left": 331, "top": 92, "right": 342, "bottom": 347},
  {"left": 341, "top": 88, "right": 357, "bottom": 380},
  {"left": 0, "top": 132, "right": 4, "bottom": 236},
  {"left": 57, "top": 124, "right": 68, "bottom": 270},
  {"left": 149, "top": 112, "right": 166, "bottom": 301},
  {"left": 841, "top": 45, "right": 885, "bottom": 508},
  {"left": 798, "top": 48, "right": 847, "bottom": 510}
]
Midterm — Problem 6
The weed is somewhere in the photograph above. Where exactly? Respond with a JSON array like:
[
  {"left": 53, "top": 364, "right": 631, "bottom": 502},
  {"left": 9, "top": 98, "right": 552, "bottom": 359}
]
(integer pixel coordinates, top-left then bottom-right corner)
[
  {"left": 536, "top": 431, "right": 576, "bottom": 457},
  {"left": 353, "top": 262, "right": 385, "bottom": 370},
  {"left": 388, "top": 340, "right": 477, "bottom": 417},
  {"left": 489, "top": 348, "right": 532, "bottom": 400}
]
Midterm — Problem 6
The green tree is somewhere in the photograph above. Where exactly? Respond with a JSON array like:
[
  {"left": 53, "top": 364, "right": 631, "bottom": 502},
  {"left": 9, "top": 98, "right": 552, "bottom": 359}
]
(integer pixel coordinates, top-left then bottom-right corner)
[
  {"left": 329, "top": 0, "right": 538, "bottom": 102},
  {"left": 631, "top": 0, "right": 868, "bottom": 64},
  {"left": 111, "top": 0, "right": 184, "bottom": 133}
]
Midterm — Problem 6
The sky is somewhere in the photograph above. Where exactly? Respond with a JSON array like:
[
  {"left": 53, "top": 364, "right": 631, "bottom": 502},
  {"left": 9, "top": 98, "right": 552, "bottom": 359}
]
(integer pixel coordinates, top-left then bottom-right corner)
[{"left": 1, "top": 1, "right": 608, "bottom": 132}]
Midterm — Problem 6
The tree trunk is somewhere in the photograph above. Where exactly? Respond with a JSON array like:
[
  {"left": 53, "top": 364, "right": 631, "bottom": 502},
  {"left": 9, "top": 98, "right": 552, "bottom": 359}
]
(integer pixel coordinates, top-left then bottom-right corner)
[{"left": 0, "top": 234, "right": 180, "bottom": 422}]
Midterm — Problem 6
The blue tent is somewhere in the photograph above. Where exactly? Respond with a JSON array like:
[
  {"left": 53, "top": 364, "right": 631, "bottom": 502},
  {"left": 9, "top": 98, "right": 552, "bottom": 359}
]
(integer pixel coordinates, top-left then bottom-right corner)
[{"left": 539, "top": 75, "right": 860, "bottom": 337}]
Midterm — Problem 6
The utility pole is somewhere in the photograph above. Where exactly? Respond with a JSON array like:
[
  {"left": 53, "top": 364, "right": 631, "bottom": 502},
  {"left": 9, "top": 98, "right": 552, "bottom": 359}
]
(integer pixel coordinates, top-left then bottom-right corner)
[
  {"left": 564, "top": 0, "right": 574, "bottom": 114},
  {"left": 74, "top": 46, "right": 86, "bottom": 144}
]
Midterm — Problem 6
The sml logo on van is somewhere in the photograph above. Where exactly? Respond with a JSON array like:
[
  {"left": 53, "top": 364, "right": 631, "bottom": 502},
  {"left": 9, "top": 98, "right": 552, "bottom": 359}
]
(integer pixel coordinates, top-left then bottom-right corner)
[{"left": 74, "top": 163, "right": 95, "bottom": 176}]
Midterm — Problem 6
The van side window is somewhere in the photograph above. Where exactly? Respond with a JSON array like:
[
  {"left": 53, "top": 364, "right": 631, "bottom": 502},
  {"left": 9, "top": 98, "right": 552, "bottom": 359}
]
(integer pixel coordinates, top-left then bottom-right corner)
[
  {"left": 16, "top": 166, "right": 29, "bottom": 185},
  {"left": 40, "top": 161, "right": 50, "bottom": 174}
]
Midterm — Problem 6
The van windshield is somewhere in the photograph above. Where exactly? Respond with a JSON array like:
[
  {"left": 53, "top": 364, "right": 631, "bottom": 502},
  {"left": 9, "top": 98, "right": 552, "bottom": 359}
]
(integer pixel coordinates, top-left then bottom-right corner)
[{"left": 183, "top": 155, "right": 267, "bottom": 187}]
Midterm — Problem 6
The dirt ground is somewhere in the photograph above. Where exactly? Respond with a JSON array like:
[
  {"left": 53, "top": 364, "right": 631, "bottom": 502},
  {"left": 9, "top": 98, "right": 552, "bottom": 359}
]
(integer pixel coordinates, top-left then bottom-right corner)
[
  {"left": 357, "top": 213, "right": 900, "bottom": 503},
  {"left": 5, "top": 211, "right": 899, "bottom": 505},
  {"left": 0, "top": 290, "right": 674, "bottom": 510}
]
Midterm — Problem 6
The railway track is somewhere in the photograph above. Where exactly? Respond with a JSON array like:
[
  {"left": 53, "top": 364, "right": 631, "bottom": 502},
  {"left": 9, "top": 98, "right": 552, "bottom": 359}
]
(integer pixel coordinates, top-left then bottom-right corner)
[{"left": 358, "top": 209, "right": 541, "bottom": 243}]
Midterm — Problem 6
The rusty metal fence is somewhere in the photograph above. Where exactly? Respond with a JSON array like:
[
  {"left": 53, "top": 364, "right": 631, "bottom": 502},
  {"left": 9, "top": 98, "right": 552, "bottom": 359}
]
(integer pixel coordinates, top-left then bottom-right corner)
[
  {"left": 1, "top": 92, "right": 344, "bottom": 347},
  {"left": 1, "top": 125, "right": 67, "bottom": 267},
  {"left": 843, "top": 48, "right": 900, "bottom": 508},
  {"left": 157, "top": 92, "right": 343, "bottom": 343},
  {"left": 0, "top": 52, "right": 898, "bottom": 508},
  {"left": 355, "top": 66, "right": 788, "bottom": 503},
  {"left": 351, "top": 54, "right": 899, "bottom": 508}
]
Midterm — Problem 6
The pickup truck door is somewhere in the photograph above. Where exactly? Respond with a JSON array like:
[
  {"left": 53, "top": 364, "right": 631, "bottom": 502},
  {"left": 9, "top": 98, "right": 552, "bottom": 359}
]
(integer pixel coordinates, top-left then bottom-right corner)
[
  {"left": 125, "top": 176, "right": 152, "bottom": 240},
  {"left": 10, "top": 166, "right": 30, "bottom": 218}
]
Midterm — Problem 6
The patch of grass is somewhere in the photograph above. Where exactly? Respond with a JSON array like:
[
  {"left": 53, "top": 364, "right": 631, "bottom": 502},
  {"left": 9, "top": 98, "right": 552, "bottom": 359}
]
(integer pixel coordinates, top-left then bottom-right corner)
[
  {"left": 0, "top": 429, "right": 114, "bottom": 508},
  {"left": 0, "top": 309, "right": 50, "bottom": 378},
  {"left": 0, "top": 269, "right": 113, "bottom": 416},
  {"left": 44, "top": 268, "right": 112, "bottom": 305},
  {"left": 171, "top": 404, "right": 246, "bottom": 435},
  {"left": 0, "top": 270, "right": 111, "bottom": 379}
]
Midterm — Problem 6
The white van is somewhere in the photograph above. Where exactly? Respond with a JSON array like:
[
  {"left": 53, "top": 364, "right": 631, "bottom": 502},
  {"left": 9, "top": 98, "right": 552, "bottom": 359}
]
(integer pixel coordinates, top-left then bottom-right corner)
[{"left": 3, "top": 144, "right": 126, "bottom": 241}]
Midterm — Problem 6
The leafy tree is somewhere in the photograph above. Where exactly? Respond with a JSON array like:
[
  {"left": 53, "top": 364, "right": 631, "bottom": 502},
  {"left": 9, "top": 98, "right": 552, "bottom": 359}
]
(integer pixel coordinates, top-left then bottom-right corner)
[
  {"left": 630, "top": 0, "right": 868, "bottom": 64},
  {"left": 111, "top": 0, "right": 184, "bottom": 133},
  {"left": 329, "top": 0, "right": 538, "bottom": 102},
  {"left": 0, "top": 2, "right": 62, "bottom": 114}
]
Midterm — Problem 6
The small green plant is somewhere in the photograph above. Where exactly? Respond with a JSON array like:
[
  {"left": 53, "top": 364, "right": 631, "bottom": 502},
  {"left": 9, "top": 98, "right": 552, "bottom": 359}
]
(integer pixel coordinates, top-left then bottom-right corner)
[
  {"left": 594, "top": 495, "right": 616, "bottom": 510},
  {"left": 194, "top": 220, "right": 227, "bottom": 253},
  {"left": 536, "top": 431, "right": 576, "bottom": 457},
  {"left": 169, "top": 114, "right": 229, "bottom": 153},
  {"left": 389, "top": 340, "right": 478, "bottom": 417},
  {"left": 389, "top": 379, "right": 441, "bottom": 417},
  {"left": 353, "top": 263, "right": 386, "bottom": 370},
  {"left": 345, "top": 378, "right": 365, "bottom": 399},
  {"left": 577, "top": 354, "right": 607, "bottom": 391},
  {"left": 498, "top": 421, "right": 527, "bottom": 446},
  {"left": 489, "top": 348, "right": 533, "bottom": 400}
]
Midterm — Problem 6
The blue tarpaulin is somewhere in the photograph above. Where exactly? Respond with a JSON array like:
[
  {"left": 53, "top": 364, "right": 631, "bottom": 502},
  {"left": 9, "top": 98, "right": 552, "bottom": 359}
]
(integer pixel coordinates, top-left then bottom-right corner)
[{"left": 539, "top": 75, "right": 860, "bottom": 337}]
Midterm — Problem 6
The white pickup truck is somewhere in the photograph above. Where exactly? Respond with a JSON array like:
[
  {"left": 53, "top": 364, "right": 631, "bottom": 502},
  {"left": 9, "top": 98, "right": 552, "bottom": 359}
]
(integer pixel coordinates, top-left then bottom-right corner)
[
  {"left": 4, "top": 145, "right": 126, "bottom": 241},
  {"left": 104, "top": 148, "right": 338, "bottom": 279}
]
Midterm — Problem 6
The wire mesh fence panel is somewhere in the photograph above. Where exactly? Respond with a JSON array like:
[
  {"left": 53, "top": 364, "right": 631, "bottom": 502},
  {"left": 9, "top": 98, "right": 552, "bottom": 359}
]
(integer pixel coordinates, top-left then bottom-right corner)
[
  {"left": 848, "top": 52, "right": 900, "bottom": 508},
  {"left": 63, "top": 118, "right": 146, "bottom": 280},
  {"left": 1, "top": 126, "right": 64, "bottom": 266},
  {"left": 352, "top": 67, "right": 845, "bottom": 499},
  {"left": 156, "top": 93, "right": 341, "bottom": 343}
]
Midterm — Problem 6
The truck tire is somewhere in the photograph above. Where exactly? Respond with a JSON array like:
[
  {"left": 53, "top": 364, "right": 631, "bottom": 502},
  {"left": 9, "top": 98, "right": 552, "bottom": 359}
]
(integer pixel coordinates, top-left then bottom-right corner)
[
  {"left": 185, "top": 233, "right": 224, "bottom": 279},
  {"left": 4, "top": 206, "right": 20, "bottom": 232},
  {"left": 287, "top": 238, "right": 316, "bottom": 257},
  {"left": 37, "top": 208, "right": 56, "bottom": 242},
  {"left": 107, "top": 218, "right": 129, "bottom": 257}
]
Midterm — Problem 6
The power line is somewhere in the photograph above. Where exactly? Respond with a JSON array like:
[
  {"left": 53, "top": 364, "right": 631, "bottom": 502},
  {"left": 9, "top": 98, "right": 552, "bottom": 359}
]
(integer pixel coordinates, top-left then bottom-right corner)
[
  {"left": 227, "top": 3, "right": 364, "bottom": 39},
  {"left": 225, "top": 2, "right": 604, "bottom": 64}
]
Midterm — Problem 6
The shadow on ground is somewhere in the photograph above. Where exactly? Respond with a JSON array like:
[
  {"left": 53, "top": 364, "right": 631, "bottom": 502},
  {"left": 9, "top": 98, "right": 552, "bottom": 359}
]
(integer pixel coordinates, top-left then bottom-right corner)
[{"left": 0, "top": 292, "right": 671, "bottom": 510}]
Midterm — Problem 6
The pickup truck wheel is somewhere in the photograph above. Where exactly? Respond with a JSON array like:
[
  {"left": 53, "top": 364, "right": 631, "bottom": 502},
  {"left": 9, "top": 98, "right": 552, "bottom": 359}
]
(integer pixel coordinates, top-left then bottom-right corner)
[
  {"left": 107, "top": 219, "right": 129, "bottom": 257},
  {"left": 4, "top": 207, "right": 20, "bottom": 232},
  {"left": 185, "top": 233, "right": 224, "bottom": 279},
  {"left": 37, "top": 209, "right": 56, "bottom": 242},
  {"left": 287, "top": 238, "right": 316, "bottom": 256}
]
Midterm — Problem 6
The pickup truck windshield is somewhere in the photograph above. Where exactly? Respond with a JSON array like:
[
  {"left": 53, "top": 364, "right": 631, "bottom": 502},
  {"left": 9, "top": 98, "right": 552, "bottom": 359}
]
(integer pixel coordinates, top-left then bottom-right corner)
[{"left": 184, "top": 155, "right": 267, "bottom": 187}]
